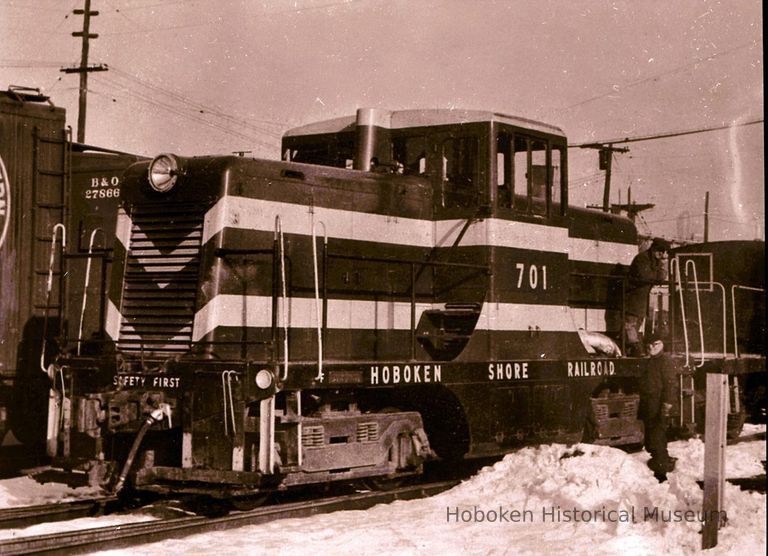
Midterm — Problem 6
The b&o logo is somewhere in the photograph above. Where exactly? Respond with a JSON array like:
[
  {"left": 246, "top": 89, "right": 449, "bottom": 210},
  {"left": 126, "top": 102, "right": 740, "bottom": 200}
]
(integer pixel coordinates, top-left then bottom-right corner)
[{"left": 0, "top": 154, "right": 10, "bottom": 249}]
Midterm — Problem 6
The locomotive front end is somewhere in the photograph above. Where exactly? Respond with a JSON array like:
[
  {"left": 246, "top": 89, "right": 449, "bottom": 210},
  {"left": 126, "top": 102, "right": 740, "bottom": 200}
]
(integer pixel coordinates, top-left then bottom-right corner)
[{"left": 48, "top": 151, "right": 434, "bottom": 497}]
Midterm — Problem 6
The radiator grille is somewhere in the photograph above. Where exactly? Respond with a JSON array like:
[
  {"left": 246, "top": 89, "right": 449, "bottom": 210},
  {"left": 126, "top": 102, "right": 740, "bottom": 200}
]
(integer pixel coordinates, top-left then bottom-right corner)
[{"left": 117, "top": 203, "right": 206, "bottom": 357}]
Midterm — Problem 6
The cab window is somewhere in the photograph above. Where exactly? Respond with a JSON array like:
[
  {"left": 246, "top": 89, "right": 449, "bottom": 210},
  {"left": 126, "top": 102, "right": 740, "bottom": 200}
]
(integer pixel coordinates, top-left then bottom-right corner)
[
  {"left": 283, "top": 134, "right": 355, "bottom": 168},
  {"left": 393, "top": 135, "right": 428, "bottom": 176},
  {"left": 441, "top": 137, "right": 478, "bottom": 208},
  {"left": 497, "top": 131, "right": 563, "bottom": 217}
]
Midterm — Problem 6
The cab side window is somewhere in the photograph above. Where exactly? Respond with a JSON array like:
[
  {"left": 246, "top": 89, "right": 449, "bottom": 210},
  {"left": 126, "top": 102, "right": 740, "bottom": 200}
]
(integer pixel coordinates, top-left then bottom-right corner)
[
  {"left": 512, "top": 137, "right": 548, "bottom": 216},
  {"left": 393, "top": 135, "right": 428, "bottom": 176},
  {"left": 441, "top": 137, "right": 478, "bottom": 208}
]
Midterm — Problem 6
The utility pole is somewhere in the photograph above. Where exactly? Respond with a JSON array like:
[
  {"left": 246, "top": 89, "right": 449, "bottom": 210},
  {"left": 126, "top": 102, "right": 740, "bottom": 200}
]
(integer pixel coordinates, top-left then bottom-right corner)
[
  {"left": 60, "top": 0, "right": 107, "bottom": 143},
  {"left": 704, "top": 191, "right": 710, "bottom": 242},
  {"left": 580, "top": 143, "right": 630, "bottom": 212}
]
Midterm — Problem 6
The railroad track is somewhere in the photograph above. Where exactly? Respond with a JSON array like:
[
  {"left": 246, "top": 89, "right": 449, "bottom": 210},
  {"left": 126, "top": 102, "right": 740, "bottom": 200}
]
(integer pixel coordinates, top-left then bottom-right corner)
[
  {"left": 0, "top": 480, "right": 458, "bottom": 555},
  {"left": 0, "top": 497, "right": 119, "bottom": 530}
]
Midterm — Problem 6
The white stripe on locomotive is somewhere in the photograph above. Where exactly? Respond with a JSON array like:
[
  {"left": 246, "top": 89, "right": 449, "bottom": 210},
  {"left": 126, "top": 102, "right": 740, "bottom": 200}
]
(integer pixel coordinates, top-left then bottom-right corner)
[
  {"left": 202, "top": 195, "right": 637, "bottom": 265},
  {"left": 190, "top": 294, "right": 606, "bottom": 342}
]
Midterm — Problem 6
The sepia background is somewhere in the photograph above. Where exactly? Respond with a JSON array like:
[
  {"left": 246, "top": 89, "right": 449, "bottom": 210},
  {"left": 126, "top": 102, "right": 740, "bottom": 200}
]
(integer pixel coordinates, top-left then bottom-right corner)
[{"left": 1, "top": 0, "right": 763, "bottom": 241}]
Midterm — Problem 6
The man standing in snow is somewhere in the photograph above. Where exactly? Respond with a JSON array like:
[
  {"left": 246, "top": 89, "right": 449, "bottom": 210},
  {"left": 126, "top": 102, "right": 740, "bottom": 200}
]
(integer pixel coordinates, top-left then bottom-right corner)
[
  {"left": 640, "top": 331, "right": 678, "bottom": 480},
  {"left": 624, "top": 237, "right": 670, "bottom": 356}
]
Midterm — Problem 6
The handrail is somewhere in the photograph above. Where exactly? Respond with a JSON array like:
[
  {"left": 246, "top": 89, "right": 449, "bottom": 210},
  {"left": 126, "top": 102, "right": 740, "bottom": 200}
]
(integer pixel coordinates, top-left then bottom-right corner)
[
  {"left": 671, "top": 258, "right": 690, "bottom": 367},
  {"left": 41, "top": 223, "right": 67, "bottom": 372},
  {"left": 311, "top": 221, "right": 327, "bottom": 382},
  {"left": 77, "top": 228, "right": 105, "bottom": 355},
  {"left": 328, "top": 251, "right": 489, "bottom": 271},
  {"left": 731, "top": 285, "right": 765, "bottom": 358},
  {"left": 711, "top": 282, "right": 727, "bottom": 358},
  {"left": 296, "top": 391, "right": 303, "bottom": 467},
  {"left": 684, "top": 259, "right": 706, "bottom": 368},
  {"left": 221, "top": 370, "right": 238, "bottom": 436},
  {"left": 275, "top": 216, "right": 289, "bottom": 381}
]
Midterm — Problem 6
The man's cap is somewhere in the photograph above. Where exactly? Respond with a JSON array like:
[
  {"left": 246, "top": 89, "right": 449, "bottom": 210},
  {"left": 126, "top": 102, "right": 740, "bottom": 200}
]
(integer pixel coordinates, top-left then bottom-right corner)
[
  {"left": 650, "top": 237, "right": 671, "bottom": 252},
  {"left": 646, "top": 330, "right": 667, "bottom": 344}
]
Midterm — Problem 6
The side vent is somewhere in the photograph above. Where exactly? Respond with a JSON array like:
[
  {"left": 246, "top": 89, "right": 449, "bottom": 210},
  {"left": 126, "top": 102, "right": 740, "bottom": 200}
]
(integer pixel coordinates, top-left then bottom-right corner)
[
  {"left": 356, "top": 422, "right": 379, "bottom": 443},
  {"left": 302, "top": 425, "right": 325, "bottom": 448},
  {"left": 117, "top": 203, "right": 206, "bottom": 358}
]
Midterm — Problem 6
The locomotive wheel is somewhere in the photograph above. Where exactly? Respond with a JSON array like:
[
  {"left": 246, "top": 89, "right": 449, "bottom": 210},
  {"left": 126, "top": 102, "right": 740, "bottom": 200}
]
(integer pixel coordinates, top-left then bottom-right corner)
[
  {"left": 361, "top": 475, "right": 412, "bottom": 492},
  {"left": 230, "top": 492, "right": 271, "bottom": 511},
  {"left": 581, "top": 415, "right": 598, "bottom": 444},
  {"left": 694, "top": 395, "right": 747, "bottom": 442},
  {"left": 188, "top": 495, "right": 233, "bottom": 517}
]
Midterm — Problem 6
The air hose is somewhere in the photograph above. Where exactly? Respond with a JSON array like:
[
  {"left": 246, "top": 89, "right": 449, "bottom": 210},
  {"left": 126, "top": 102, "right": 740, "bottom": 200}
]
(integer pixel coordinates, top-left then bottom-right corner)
[{"left": 112, "top": 404, "right": 171, "bottom": 494}]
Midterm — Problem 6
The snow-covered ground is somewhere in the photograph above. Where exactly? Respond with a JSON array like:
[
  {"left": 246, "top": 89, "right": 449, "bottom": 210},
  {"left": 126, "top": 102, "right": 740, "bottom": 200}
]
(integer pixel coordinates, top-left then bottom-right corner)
[{"left": 1, "top": 424, "right": 764, "bottom": 555}]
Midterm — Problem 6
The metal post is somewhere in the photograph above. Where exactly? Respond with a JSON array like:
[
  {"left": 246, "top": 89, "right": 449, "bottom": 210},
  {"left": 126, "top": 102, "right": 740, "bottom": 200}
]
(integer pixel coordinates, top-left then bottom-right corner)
[
  {"left": 704, "top": 191, "right": 710, "bottom": 243},
  {"left": 258, "top": 396, "right": 275, "bottom": 474},
  {"left": 702, "top": 370, "right": 728, "bottom": 549}
]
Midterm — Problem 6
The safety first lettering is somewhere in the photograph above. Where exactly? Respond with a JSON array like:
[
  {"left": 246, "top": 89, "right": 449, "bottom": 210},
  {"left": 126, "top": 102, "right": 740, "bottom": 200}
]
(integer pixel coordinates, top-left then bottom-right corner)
[{"left": 114, "top": 375, "right": 181, "bottom": 388}]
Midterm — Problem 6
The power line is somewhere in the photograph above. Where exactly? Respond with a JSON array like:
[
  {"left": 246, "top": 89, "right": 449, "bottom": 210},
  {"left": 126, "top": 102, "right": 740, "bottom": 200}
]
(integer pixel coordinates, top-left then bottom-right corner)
[
  {"left": 569, "top": 118, "right": 763, "bottom": 148},
  {"left": 104, "top": 66, "right": 284, "bottom": 139},
  {"left": 271, "top": 0, "right": 368, "bottom": 15},
  {"left": 118, "top": 0, "right": 197, "bottom": 10},
  {"left": 561, "top": 40, "right": 758, "bottom": 111},
  {"left": 88, "top": 78, "right": 279, "bottom": 151},
  {"left": 0, "top": 60, "right": 69, "bottom": 68}
]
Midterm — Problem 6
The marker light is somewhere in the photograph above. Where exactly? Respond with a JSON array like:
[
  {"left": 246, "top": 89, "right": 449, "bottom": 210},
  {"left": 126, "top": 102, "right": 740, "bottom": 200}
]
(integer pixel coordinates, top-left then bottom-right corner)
[
  {"left": 148, "top": 153, "right": 181, "bottom": 193},
  {"left": 255, "top": 369, "right": 273, "bottom": 390}
]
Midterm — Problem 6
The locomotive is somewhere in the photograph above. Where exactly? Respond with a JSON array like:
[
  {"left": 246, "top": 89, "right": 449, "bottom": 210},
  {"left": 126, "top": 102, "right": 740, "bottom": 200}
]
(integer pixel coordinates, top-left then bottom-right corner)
[
  {"left": 26, "top": 108, "right": 766, "bottom": 496},
  {"left": 0, "top": 87, "right": 141, "bottom": 473}
]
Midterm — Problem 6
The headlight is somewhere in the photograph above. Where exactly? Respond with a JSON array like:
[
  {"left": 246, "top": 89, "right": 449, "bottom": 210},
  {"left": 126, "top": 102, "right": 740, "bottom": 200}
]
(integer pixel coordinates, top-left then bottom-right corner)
[
  {"left": 148, "top": 153, "right": 182, "bottom": 193},
  {"left": 255, "top": 369, "right": 274, "bottom": 390}
]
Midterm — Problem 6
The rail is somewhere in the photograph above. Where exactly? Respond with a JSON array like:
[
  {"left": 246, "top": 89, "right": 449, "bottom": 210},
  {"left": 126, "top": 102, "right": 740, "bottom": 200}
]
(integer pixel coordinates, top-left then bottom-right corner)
[
  {"left": 0, "top": 481, "right": 457, "bottom": 555},
  {"left": 0, "top": 497, "right": 118, "bottom": 530}
]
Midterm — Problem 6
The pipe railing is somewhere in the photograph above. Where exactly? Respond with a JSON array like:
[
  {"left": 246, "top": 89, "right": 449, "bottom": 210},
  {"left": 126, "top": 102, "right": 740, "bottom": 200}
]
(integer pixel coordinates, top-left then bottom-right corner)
[
  {"left": 76, "top": 228, "right": 105, "bottom": 355},
  {"left": 731, "top": 285, "right": 765, "bottom": 358},
  {"left": 41, "top": 223, "right": 66, "bottom": 372}
]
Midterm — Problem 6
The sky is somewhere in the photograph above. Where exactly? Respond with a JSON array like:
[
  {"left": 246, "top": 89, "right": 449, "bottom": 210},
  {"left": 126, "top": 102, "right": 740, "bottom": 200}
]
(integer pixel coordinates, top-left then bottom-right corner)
[
  {"left": 1, "top": 425, "right": 766, "bottom": 555},
  {"left": 0, "top": 0, "right": 764, "bottom": 242}
]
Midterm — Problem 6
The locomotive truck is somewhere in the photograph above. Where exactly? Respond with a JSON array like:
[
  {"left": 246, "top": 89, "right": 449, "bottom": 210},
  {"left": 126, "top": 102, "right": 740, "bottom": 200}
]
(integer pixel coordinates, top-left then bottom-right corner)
[{"left": 24, "top": 107, "right": 765, "bottom": 496}]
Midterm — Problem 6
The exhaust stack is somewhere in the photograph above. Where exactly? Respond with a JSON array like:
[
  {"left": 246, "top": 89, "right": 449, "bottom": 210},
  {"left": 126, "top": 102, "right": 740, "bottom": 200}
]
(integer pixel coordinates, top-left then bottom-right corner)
[{"left": 354, "top": 108, "right": 391, "bottom": 172}]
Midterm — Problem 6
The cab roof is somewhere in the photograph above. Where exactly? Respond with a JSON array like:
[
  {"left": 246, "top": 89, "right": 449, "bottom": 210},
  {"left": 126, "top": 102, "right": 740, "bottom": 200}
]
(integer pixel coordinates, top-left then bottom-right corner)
[{"left": 283, "top": 108, "right": 565, "bottom": 139}]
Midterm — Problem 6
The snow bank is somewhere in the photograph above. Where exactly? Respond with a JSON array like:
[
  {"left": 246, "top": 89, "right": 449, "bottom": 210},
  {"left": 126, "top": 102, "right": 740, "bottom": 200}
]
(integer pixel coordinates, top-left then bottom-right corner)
[{"left": 2, "top": 426, "right": 764, "bottom": 555}]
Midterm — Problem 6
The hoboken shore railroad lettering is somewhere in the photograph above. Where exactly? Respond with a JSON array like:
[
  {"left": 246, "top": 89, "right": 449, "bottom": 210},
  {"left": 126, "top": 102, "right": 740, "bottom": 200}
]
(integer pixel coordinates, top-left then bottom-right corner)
[
  {"left": 369, "top": 364, "right": 442, "bottom": 385},
  {"left": 487, "top": 362, "right": 529, "bottom": 380},
  {"left": 567, "top": 360, "right": 616, "bottom": 377}
]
